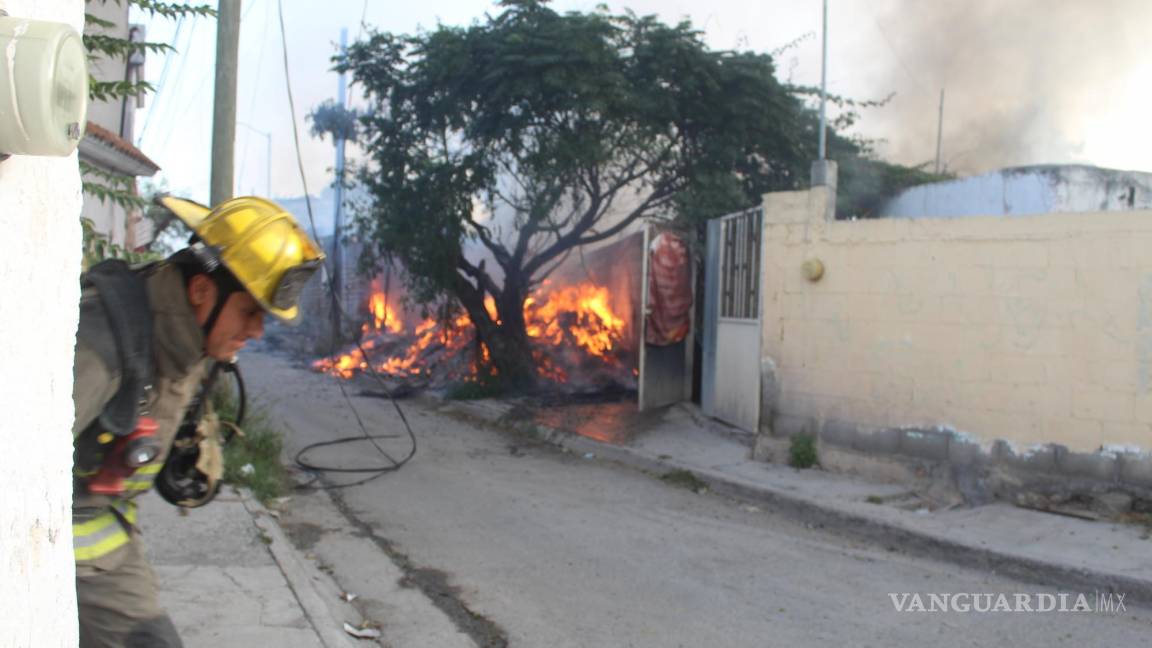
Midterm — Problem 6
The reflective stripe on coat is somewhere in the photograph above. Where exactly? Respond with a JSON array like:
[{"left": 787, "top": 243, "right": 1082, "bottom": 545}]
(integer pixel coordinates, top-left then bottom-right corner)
[{"left": 73, "top": 500, "right": 137, "bottom": 562}]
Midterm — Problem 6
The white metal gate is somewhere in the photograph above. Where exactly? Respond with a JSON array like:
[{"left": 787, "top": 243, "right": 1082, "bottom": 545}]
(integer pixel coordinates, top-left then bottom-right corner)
[{"left": 702, "top": 207, "right": 762, "bottom": 432}]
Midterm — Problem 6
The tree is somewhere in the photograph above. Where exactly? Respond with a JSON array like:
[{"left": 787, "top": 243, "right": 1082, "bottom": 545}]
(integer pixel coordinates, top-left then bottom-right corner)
[
  {"left": 308, "top": 99, "right": 360, "bottom": 143},
  {"left": 340, "top": 0, "right": 889, "bottom": 387},
  {"left": 81, "top": 0, "right": 214, "bottom": 218}
]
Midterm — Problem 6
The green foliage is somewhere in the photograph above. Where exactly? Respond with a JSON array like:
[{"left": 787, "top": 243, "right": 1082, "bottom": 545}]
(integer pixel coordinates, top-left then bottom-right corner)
[
  {"left": 83, "top": 33, "right": 173, "bottom": 61},
  {"left": 308, "top": 99, "right": 360, "bottom": 142},
  {"left": 80, "top": 0, "right": 213, "bottom": 248},
  {"left": 789, "top": 433, "right": 818, "bottom": 469},
  {"left": 340, "top": 0, "right": 870, "bottom": 384},
  {"left": 213, "top": 383, "right": 288, "bottom": 504},
  {"left": 83, "top": 12, "right": 117, "bottom": 29},
  {"left": 786, "top": 84, "right": 895, "bottom": 133},
  {"left": 80, "top": 160, "right": 149, "bottom": 210},
  {"left": 661, "top": 469, "right": 708, "bottom": 491},
  {"left": 83, "top": 1, "right": 216, "bottom": 105},
  {"left": 81, "top": 217, "right": 162, "bottom": 270},
  {"left": 79, "top": 162, "right": 151, "bottom": 258},
  {"left": 87, "top": 78, "right": 155, "bottom": 103},
  {"left": 127, "top": 0, "right": 216, "bottom": 20},
  {"left": 445, "top": 375, "right": 508, "bottom": 400},
  {"left": 837, "top": 156, "right": 954, "bottom": 220}
]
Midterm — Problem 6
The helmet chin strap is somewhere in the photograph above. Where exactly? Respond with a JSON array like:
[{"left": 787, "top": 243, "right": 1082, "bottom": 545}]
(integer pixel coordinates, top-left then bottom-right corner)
[{"left": 200, "top": 274, "right": 242, "bottom": 342}]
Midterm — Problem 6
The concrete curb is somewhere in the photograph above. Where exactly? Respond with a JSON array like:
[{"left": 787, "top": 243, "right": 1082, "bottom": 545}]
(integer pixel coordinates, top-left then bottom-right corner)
[
  {"left": 447, "top": 401, "right": 1152, "bottom": 604},
  {"left": 238, "top": 489, "right": 362, "bottom": 648}
]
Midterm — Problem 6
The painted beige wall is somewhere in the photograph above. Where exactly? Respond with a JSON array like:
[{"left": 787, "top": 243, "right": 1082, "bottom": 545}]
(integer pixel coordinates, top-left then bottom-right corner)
[{"left": 761, "top": 187, "right": 1152, "bottom": 454}]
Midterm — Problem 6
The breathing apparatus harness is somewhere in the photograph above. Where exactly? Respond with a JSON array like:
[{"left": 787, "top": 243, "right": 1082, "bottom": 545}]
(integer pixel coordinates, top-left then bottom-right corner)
[
  {"left": 74, "top": 255, "right": 249, "bottom": 508},
  {"left": 153, "top": 359, "right": 246, "bottom": 508},
  {"left": 73, "top": 260, "right": 161, "bottom": 495},
  {"left": 153, "top": 247, "right": 250, "bottom": 508}
]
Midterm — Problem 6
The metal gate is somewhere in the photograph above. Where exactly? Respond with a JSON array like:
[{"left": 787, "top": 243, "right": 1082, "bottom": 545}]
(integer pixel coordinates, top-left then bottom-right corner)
[{"left": 702, "top": 207, "right": 762, "bottom": 432}]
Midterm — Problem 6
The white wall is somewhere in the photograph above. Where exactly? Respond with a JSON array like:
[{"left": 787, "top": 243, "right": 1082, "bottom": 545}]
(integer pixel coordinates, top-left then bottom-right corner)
[
  {"left": 0, "top": 2, "right": 84, "bottom": 646},
  {"left": 879, "top": 165, "right": 1152, "bottom": 219}
]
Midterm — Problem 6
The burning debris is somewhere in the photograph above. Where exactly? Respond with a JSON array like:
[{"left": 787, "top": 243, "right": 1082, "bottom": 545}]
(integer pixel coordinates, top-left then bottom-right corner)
[{"left": 313, "top": 277, "right": 638, "bottom": 392}]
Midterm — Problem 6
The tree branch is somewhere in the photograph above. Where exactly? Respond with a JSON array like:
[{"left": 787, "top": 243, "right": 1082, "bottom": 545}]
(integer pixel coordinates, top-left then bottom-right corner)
[
  {"left": 528, "top": 247, "right": 574, "bottom": 291},
  {"left": 463, "top": 214, "right": 515, "bottom": 268},
  {"left": 457, "top": 255, "right": 503, "bottom": 300}
]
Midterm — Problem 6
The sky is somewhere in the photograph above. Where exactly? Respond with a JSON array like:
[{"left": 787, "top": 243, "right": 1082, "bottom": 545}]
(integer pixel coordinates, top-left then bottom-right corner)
[{"left": 130, "top": 0, "right": 1152, "bottom": 219}]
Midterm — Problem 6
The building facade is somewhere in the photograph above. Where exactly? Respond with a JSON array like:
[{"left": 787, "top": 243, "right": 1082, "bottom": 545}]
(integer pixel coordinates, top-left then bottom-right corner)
[{"left": 80, "top": 0, "right": 159, "bottom": 249}]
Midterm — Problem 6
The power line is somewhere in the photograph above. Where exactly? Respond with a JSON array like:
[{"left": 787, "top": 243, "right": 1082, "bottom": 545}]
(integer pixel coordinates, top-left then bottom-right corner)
[
  {"left": 239, "top": 0, "right": 272, "bottom": 196},
  {"left": 137, "top": 15, "right": 184, "bottom": 145},
  {"left": 870, "top": 14, "right": 928, "bottom": 95},
  {"left": 149, "top": 0, "right": 262, "bottom": 165},
  {"left": 276, "top": 0, "right": 418, "bottom": 488},
  {"left": 356, "top": 0, "right": 368, "bottom": 42},
  {"left": 153, "top": 56, "right": 214, "bottom": 157},
  {"left": 141, "top": 15, "right": 200, "bottom": 151}
]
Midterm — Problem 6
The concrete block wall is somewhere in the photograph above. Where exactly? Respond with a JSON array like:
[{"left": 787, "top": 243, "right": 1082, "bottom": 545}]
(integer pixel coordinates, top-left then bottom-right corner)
[
  {"left": 757, "top": 185, "right": 1152, "bottom": 503},
  {"left": 0, "top": 1, "right": 85, "bottom": 644}
]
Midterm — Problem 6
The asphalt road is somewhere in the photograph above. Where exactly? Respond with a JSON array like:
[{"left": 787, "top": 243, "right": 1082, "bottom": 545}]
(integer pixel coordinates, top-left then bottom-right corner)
[{"left": 241, "top": 349, "right": 1152, "bottom": 648}]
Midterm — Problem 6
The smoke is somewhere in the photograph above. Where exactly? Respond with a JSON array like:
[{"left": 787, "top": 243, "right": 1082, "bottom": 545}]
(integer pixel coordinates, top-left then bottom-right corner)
[{"left": 855, "top": 0, "right": 1152, "bottom": 174}]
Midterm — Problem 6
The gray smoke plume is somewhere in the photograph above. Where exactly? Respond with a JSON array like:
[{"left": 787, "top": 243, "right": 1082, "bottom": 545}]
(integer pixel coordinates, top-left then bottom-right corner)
[{"left": 858, "top": 0, "right": 1150, "bottom": 174}]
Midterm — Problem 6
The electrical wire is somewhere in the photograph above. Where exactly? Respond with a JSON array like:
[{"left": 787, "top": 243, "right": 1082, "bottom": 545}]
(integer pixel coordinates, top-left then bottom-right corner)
[
  {"left": 238, "top": 0, "right": 273, "bottom": 192},
  {"left": 154, "top": 30, "right": 214, "bottom": 157},
  {"left": 137, "top": 15, "right": 184, "bottom": 145},
  {"left": 153, "top": 1, "right": 261, "bottom": 162},
  {"left": 870, "top": 14, "right": 929, "bottom": 95},
  {"left": 275, "top": 0, "right": 417, "bottom": 489},
  {"left": 141, "top": 17, "right": 197, "bottom": 149},
  {"left": 356, "top": 0, "right": 369, "bottom": 42}
]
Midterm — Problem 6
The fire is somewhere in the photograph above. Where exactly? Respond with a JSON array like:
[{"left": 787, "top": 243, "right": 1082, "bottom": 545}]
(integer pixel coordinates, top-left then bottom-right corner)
[
  {"left": 367, "top": 291, "right": 402, "bottom": 334},
  {"left": 525, "top": 284, "right": 624, "bottom": 363},
  {"left": 314, "top": 278, "right": 632, "bottom": 385}
]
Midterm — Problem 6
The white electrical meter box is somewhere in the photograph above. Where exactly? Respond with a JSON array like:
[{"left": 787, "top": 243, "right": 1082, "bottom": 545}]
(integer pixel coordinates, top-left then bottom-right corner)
[{"left": 0, "top": 14, "right": 88, "bottom": 157}]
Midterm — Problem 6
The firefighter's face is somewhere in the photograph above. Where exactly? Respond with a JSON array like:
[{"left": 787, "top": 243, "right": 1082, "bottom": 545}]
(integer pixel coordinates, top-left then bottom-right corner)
[{"left": 187, "top": 275, "right": 266, "bottom": 361}]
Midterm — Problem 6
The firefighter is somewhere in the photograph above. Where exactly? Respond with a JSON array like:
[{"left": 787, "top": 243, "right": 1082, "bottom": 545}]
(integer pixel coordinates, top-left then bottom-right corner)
[{"left": 71, "top": 196, "right": 324, "bottom": 647}]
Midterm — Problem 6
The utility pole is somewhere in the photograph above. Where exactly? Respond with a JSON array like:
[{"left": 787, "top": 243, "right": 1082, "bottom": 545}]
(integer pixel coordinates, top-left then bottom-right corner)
[
  {"left": 332, "top": 27, "right": 348, "bottom": 310},
  {"left": 934, "top": 88, "right": 945, "bottom": 174},
  {"left": 811, "top": 0, "right": 836, "bottom": 202},
  {"left": 210, "top": 0, "right": 242, "bottom": 206},
  {"left": 817, "top": 0, "right": 828, "bottom": 160}
]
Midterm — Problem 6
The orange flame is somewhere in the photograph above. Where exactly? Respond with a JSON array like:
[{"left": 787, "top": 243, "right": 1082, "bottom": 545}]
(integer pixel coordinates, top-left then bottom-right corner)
[
  {"left": 368, "top": 291, "right": 403, "bottom": 334},
  {"left": 314, "top": 279, "right": 629, "bottom": 384},
  {"left": 525, "top": 284, "right": 625, "bottom": 365}
]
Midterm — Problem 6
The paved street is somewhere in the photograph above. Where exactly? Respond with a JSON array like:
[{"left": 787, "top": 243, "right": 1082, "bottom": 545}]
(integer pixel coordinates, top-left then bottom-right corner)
[{"left": 243, "top": 350, "right": 1152, "bottom": 648}]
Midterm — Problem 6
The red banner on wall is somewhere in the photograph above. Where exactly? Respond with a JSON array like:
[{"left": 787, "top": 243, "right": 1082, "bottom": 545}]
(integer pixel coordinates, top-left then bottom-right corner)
[{"left": 645, "top": 232, "right": 692, "bottom": 346}]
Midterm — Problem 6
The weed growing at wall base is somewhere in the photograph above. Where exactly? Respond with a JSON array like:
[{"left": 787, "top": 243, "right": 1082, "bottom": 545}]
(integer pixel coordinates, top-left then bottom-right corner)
[
  {"left": 213, "top": 385, "right": 288, "bottom": 504},
  {"left": 789, "top": 433, "right": 818, "bottom": 469}
]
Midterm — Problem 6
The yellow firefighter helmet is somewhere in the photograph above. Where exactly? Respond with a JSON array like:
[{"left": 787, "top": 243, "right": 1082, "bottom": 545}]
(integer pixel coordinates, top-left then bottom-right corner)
[{"left": 157, "top": 195, "right": 325, "bottom": 322}]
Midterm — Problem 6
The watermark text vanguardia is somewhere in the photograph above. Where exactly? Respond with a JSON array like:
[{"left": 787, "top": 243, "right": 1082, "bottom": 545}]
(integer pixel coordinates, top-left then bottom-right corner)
[{"left": 889, "top": 591, "right": 1127, "bottom": 613}]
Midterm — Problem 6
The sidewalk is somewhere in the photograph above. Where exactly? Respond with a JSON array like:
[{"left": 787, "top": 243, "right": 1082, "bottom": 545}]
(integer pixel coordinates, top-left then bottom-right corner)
[
  {"left": 138, "top": 489, "right": 362, "bottom": 648},
  {"left": 448, "top": 398, "right": 1152, "bottom": 605}
]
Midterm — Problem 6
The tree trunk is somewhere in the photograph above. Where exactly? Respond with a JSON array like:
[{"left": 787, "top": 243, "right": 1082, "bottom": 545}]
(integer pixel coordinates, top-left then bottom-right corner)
[
  {"left": 484, "top": 324, "right": 537, "bottom": 389},
  {"left": 489, "top": 276, "right": 537, "bottom": 389},
  {"left": 459, "top": 274, "right": 537, "bottom": 390}
]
